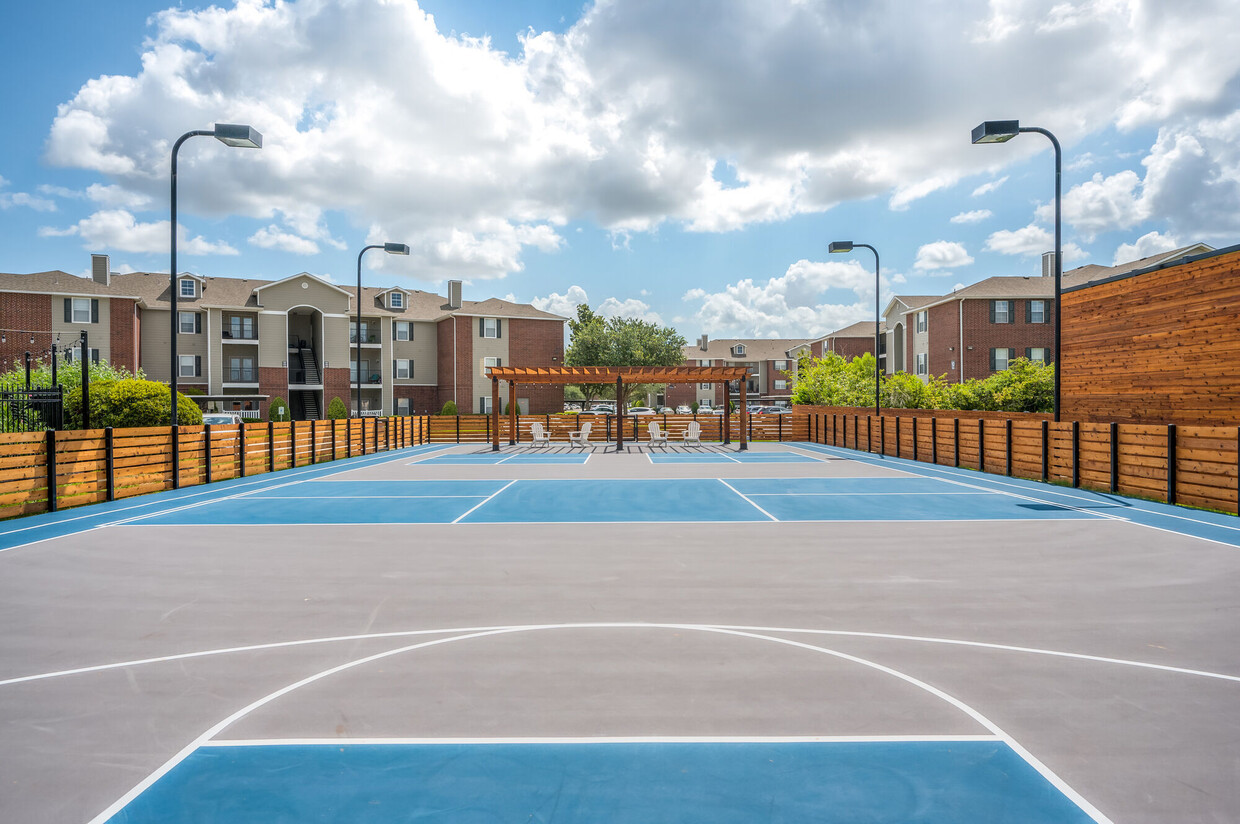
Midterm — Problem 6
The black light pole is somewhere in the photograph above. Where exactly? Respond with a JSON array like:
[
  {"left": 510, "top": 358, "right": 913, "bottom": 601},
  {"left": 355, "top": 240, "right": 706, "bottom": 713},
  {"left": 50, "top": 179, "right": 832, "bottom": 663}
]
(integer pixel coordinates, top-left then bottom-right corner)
[
  {"left": 972, "top": 120, "right": 1061, "bottom": 422},
  {"left": 355, "top": 243, "right": 411, "bottom": 417},
  {"left": 829, "top": 241, "right": 881, "bottom": 417},
  {"left": 170, "top": 123, "right": 262, "bottom": 424},
  {"left": 80, "top": 330, "right": 90, "bottom": 430}
]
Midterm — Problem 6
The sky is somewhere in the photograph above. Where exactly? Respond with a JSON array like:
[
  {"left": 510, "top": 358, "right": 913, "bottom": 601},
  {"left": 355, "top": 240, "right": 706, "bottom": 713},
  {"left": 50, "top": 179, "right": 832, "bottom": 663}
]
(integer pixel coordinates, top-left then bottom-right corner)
[{"left": 2, "top": 0, "right": 1239, "bottom": 341}]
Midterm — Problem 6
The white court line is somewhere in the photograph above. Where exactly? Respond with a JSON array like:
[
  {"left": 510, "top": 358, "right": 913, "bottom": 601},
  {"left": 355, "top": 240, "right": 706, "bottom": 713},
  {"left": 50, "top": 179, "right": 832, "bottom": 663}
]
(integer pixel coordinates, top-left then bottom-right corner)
[
  {"left": 9, "top": 620, "right": 1239, "bottom": 690},
  {"left": 718, "top": 479, "right": 778, "bottom": 521},
  {"left": 204, "top": 734, "right": 1001, "bottom": 747},
  {"left": 238, "top": 495, "right": 492, "bottom": 500},
  {"left": 451, "top": 479, "right": 517, "bottom": 524},
  {"left": 84, "top": 623, "right": 1112, "bottom": 824},
  {"left": 744, "top": 491, "right": 992, "bottom": 497}
]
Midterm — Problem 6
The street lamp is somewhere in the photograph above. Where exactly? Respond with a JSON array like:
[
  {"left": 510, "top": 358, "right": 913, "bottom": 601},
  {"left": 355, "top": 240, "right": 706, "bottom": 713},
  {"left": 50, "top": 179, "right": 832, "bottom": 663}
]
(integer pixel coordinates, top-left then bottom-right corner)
[
  {"left": 170, "top": 123, "right": 262, "bottom": 425},
  {"left": 829, "top": 240, "right": 881, "bottom": 418},
  {"left": 972, "top": 119, "right": 1062, "bottom": 421},
  {"left": 355, "top": 242, "right": 410, "bottom": 417}
]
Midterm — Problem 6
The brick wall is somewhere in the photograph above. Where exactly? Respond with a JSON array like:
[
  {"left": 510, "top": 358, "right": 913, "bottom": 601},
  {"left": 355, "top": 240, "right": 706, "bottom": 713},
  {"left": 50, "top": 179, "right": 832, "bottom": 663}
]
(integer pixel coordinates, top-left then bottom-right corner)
[
  {"left": 258, "top": 366, "right": 288, "bottom": 418},
  {"left": 826, "top": 337, "right": 875, "bottom": 362},
  {"left": 435, "top": 317, "right": 474, "bottom": 412},
  {"left": 507, "top": 318, "right": 565, "bottom": 413},
  {"left": 109, "top": 298, "right": 138, "bottom": 371},
  {"left": 323, "top": 367, "right": 352, "bottom": 416},
  {"left": 1, "top": 292, "right": 53, "bottom": 373},
  {"left": 927, "top": 301, "right": 960, "bottom": 382},
  {"left": 393, "top": 385, "right": 439, "bottom": 414},
  {"left": 957, "top": 299, "right": 1054, "bottom": 381}
]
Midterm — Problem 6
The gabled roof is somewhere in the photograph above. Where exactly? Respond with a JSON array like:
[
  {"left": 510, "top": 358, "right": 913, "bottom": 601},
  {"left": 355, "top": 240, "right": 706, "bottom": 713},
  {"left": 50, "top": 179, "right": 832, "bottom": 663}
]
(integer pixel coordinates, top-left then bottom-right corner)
[
  {"left": 820, "top": 320, "right": 887, "bottom": 339},
  {"left": 683, "top": 337, "right": 811, "bottom": 362},
  {"left": 1061, "top": 243, "right": 1215, "bottom": 290},
  {"left": 449, "top": 297, "right": 567, "bottom": 322},
  {"left": 253, "top": 271, "right": 352, "bottom": 298},
  {"left": 0, "top": 270, "right": 143, "bottom": 299},
  {"left": 882, "top": 295, "right": 939, "bottom": 318}
]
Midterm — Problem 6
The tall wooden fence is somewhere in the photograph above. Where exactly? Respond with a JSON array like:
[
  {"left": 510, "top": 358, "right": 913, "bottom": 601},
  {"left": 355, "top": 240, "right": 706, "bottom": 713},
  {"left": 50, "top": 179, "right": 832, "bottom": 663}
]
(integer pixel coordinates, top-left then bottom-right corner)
[
  {"left": 0, "top": 416, "right": 428, "bottom": 520},
  {"left": 424, "top": 413, "right": 809, "bottom": 445},
  {"left": 799, "top": 406, "right": 1240, "bottom": 515}
]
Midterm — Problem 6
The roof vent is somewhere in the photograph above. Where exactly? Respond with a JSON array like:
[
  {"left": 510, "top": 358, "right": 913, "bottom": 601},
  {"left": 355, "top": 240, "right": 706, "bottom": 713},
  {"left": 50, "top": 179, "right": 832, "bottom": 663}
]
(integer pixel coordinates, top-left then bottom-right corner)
[
  {"left": 698, "top": 334, "right": 709, "bottom": 351},
  {"left": 447, "top": 280, "right": 462, "bottom": 309},
  {"left": 91, "top": 254, "right": 110, "bottom": 286},
  {"left": 1041, "top": 251, "right": 1055, "bottom": 278}
]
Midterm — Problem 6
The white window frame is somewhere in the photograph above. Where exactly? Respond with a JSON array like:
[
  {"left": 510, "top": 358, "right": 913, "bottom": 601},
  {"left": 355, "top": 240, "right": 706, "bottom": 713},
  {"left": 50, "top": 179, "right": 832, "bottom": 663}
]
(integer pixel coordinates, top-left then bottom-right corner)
[
  {"left": 733, "top": 344, "right": 746, "bottom": 356},
  {"left": 395, "top": 397, "right": 410, "bottom": 415},
  {"left": 916, "top": 311, "right": 927, "bottom": 333},
  {"left": 179, "top": 311, "right": 196, "bottom": 334},
  {"left": 700, "top": 383, "right": 711, "bottom": 391},
  {"left": 1028, "top": 347, "right": 1047, "bottom": 364},
  {"left": 179, "top": 355, "right": 196, "bottom": 378},
  {"left": 228, "top": 356, "right": 255, "bottom": 382},
  {"left": 774, "top": 379, "right": 787, "bottom": 390},
  {"left": 65, "top": 346, "right": 100, "bottom": 364},
  {"left": 481, "top": 396, "right": 494, "bottom": 414},
  {"left": 916, "top": 352, "right": 928, "bottom": 375},
  {"left": 483, "top": 356, "right": 501, "bottom": 372},
  {"left": 179, "top": 279, "right": 196, "bottom": 298},
  {"left": 350, "top": 359, "right": 371, "bottom": 383},
  {"left": 71, "top": 298, "right": 91, "bottom": 324},
  {"left": 394, "top": 321, "right": 412, "bottom": 341},
  {"left": 389, "top": 291, "right": 404, "bottom": 309},
  {"left": 774, "top": 360, "right": 787, "bottom": 371},
  {"left": 1030, "top": 300, "right": 1045, "bottom": 324},
  {"left": 993, "top": 348, "right": 1011, "bottom": 371},
  {"left": 994, "top": 300, "right": 1010, "bottom": 324},
  {"left": 482, "top": 317, "right": 499, "bottom": 338},
  {"left": 395, "top": 359, "right": 412, "bottom": 379}
]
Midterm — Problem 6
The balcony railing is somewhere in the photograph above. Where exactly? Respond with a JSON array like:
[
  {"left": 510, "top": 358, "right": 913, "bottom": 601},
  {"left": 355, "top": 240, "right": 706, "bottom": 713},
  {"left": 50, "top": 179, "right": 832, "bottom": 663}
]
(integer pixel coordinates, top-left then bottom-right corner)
[
  {"left": 227, "top": 368, "right": 257, "bottom": 382},
  {"left": 349, "top": 333, "right": 381, "bottom": 344},
  {"left": 222, "top": 330, "right": 258, "bottom": 340}
]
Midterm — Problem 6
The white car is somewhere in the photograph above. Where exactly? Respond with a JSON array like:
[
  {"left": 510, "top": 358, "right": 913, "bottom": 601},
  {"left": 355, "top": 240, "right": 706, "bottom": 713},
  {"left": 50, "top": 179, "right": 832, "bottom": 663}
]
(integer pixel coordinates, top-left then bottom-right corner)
[
  {"left": 675, "top": 405, "right": 691, "bottom": 414},
  {"left": 627, "top": 407, "right": 656, "bottom": 415},
  {"left": 202, "top": 413, "right": 243, "bottom": 425}
]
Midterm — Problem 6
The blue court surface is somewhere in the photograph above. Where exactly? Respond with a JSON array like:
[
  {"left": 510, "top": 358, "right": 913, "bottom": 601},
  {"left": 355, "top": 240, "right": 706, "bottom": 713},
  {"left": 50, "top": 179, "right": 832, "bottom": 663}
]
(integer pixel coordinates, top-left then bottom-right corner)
[
  {"left": 649, "top": 452, "right": 820, "bottom": 464},
  {"left": 106, "top": 739, "right": 1095, "bottom": 823},
  {"left": 415, "top": 453, "right": 590, "bottom": 465}
]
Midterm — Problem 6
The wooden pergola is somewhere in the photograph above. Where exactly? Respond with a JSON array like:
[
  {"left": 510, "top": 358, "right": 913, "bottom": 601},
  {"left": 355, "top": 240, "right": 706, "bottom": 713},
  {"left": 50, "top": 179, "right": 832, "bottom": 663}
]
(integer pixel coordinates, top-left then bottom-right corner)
[{"left": 485, "top": 365, "right": 752, "bottom": 452}]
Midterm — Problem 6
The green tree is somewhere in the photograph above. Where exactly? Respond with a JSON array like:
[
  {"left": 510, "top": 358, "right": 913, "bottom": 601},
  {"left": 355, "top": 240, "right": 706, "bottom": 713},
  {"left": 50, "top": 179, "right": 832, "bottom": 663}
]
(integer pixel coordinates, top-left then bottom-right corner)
[
  {"left": 564, "top": 304, "right": 687, "bottom": 405},
  {"left": 268, "top": 397, "right": 290, "bottom": 421},
  {"left": 326, "top": 397, "right": 348, "bottom": 419}
]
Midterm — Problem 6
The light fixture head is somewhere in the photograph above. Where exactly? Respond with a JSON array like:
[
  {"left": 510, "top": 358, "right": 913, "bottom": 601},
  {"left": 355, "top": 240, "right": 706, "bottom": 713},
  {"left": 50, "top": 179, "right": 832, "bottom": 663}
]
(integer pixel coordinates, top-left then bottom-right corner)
[
  {"left": 213, "top": 123, "right": 263, "bottom": 149},
  {"left": 828, "top": 241, "right": 854, "bottom": 254},
  {"left": 383, "top": 242, "right": 411, "bottom": 255},
  {"left": 971, "top": 120, "right": 1020, "bottom": 144}
]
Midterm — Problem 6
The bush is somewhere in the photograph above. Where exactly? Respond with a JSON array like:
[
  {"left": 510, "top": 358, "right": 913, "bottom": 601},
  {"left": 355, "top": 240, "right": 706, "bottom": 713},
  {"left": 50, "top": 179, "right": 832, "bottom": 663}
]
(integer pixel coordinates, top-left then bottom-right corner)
[
  {"left": 690, "top": 401, "right": 699, "bottom": 413},
  {"left": 181, "top": 386, "right": 205, "bottom": 396},
  {"left": 326, "top": 396, "right": 348, "bottom": 419},
  {"left": 268, "top": 397, "right": 291, "bottom": 421},
  {"left": 440, "top": 400, "right": 458, "bottom": 416},
  {"left": 80, "top": 379, "right": 203, "bottom": 428}
]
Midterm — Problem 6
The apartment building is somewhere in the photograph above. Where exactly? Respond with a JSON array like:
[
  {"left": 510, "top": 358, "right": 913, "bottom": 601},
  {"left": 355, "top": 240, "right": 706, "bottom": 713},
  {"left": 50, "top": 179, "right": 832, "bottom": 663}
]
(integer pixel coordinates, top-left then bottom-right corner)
[
  {"left": 0, "top": 255, "right": 566, "bottom": 419},
  {"left": 666, "top": 336, "right": 808, "bottom": 409}
]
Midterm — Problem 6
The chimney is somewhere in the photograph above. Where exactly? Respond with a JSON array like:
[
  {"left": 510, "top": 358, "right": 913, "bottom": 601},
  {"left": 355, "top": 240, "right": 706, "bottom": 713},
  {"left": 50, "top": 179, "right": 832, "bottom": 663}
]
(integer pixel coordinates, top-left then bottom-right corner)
[
  {"left": 1041, "top": 251, "right": 1055, "bottom": 278},
  {"left": 447, "top": 280, "right": 462, "bottom": 309},
  {"left": 698, "top": 334, "right": 709, "bottom": 351},
  {"left": 91, "top": 254, "right": 110, "bottom": 286}
]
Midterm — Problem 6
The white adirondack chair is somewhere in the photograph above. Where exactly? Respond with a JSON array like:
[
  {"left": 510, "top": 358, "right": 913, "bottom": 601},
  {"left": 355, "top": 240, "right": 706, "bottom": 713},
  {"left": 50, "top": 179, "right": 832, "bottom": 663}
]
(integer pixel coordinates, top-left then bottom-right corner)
[
  {"left": 682, "top": 421, "right": 702, "bottom": 447},
  {"left": 648, "top": 421, "right": 669, "bottom": 447},
  {"left": 568, "top": 421, "right": 592, "bottom": 447},
  {"left": 529, "top": 421, "right": 551, "bottom": 447}
]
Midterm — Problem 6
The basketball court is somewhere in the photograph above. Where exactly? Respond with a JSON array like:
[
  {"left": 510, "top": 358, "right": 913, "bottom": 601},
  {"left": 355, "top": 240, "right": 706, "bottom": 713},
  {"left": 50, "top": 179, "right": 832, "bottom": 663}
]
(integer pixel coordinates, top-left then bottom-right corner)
[{"left": 2, "top": 440, "right": 1239, "bottom": 822}]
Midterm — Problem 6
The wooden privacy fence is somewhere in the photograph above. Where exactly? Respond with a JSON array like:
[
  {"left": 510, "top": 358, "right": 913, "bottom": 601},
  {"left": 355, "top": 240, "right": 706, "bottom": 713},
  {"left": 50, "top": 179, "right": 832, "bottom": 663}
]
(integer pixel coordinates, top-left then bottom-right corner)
[
  {"left": 801, "top": 407, "right": 1240, "bottom": 515},
  {"left": 424, "top": 413, "right": 810, "bottom": 445},
  {"left": 0, "top": 416, "right": 428, "bottom": 520}
]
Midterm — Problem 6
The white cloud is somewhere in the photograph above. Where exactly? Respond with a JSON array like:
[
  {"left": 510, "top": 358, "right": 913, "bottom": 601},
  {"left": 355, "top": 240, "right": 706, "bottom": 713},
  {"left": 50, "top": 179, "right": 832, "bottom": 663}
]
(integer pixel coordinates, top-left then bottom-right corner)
[
  {"left": 249, "top": 225, "right": 319, "bottom": 255},
  {"left": 38, "top": 209, "right": 238, "bottom": 255},
  {"left": 681, "top": 258, "right": 885, "bottom": 338},
  {"left": 530, "top": 285, "right": 589, "bottom": 317},
  {"left": 597, "top": 297, "right": 664, "bottom": 325},
  {"left": 36, "top": 0, "right": 1240, "bottom": 276},
  {"left": 971, "top": 177, "right": 1009, "bottom": 197},
  {"left": 1113, "top": 230, "right": 1182, "bottom": 265},
  {"left": 913, "top": 241, "right": 974, "bottom": 271},
  {"left": 528, "top": 285, "right": 662, "bottom": 323},
  {"left": 950, "top": 209, "right": 992, "bottom": 224},
  {"left": 0, "top": 177, "right": 56, "bottom": 212},
  {"left": 87, "top": 184, "right": 152, "bottom": 209},
  {"left": 984, "top": 223, "right": 1085, "bottom": 261},
  {"left": 1038, "top": 170, "right": 1145, "bottom": 241}
]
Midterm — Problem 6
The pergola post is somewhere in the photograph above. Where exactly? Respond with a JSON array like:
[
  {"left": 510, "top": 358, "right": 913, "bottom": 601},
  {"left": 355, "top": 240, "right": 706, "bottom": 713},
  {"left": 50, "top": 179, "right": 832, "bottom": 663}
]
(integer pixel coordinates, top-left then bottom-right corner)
[
  {"left": 723, "top": 381, "right": 731, "bottom": 445},
  {"left": 491, "top": 376, "right": 500, "bottom": 451},
  {"left": 615, "top": 375, "right": 624, "bottom": 452},
  {"left": 508, "top": 381, "right": 518, "bottom": 445},
  {"left": 739, "top": 378, "right": 748, "bottom": 451}
]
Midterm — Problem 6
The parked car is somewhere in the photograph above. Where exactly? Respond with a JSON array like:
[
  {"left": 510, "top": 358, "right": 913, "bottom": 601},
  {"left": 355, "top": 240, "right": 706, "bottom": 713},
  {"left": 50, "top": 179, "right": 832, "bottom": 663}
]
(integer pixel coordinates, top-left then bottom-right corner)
[
  {"left": 657, "top": 406, "right": 673, "bottom": 414},
  {"left": 675, "top": 405, "right": 692, "bottom": 414},
  {"left": 202, "top": 413, "right": 243, "bottom": 425},
  {"left": 627, "top": 407, "right": 656, "bottom": 415},
  {"left": 589, "top": 404, "right": 615, "bottom": 414}
]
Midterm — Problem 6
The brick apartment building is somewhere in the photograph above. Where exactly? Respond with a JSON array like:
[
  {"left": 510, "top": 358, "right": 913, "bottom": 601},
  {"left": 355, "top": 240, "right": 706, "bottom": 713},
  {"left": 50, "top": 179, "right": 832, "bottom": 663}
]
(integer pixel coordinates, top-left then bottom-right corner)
[
  {"left": 666, "top": 336, "right": 809, "bottom": 409},
  {"left": 0, "top": 255, "right": 566, "bottom": 419}
]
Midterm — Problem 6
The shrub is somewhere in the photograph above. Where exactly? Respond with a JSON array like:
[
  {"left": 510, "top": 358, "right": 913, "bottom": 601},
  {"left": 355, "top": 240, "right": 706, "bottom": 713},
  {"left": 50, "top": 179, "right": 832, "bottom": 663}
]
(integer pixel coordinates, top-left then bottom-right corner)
[
  {"left": 181, "top": 386, "right": 205, "bottom": 396},
  {"left": 326, "top": 396, "right": 348, "bottom": 419},
  {"left": 690, "top": 401, "right": 699, "bottom": 413},
  {"left": 268, "top": 397, "right": 291, "bottom": 421},
  {"left": 81, "top": 379, "right": 203, "bottom": 428},
  {"left": 440, "top": 400, "right": 458, "bottom": 416}
]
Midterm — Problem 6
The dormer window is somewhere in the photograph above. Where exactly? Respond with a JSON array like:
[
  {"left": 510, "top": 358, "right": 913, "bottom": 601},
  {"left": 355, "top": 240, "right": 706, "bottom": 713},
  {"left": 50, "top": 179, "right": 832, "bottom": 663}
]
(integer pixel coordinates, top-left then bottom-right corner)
[
  {"left": 389, "top": 291, "right": 404, "bottom": 309},
  {"left": 180, "top": 279, "right": 196, "bottom": 298},
  {"left": 732, "top": 344, "right": 746, "bottom": 356}
]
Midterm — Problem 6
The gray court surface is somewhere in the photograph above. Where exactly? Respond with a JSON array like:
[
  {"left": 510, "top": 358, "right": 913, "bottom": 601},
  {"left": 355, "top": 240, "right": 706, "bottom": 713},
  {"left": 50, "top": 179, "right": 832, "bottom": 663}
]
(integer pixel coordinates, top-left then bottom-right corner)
[{"left": 2, "top": 442, "right": 1239, "bottom": 822}]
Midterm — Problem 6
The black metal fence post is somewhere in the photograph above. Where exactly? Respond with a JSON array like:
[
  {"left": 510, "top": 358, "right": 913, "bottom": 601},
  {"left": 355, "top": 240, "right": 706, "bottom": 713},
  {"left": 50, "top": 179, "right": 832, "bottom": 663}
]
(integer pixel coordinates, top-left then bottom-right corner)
[
  {"left": 45, "top": 429, "right": 57, "bottom": 513},
  {"left": 930, "top": 417, "right": 938, "bottom": 465},
  {"left": 1041, "top": 420, "right": 1049, "bottom": 482},
  {"left": 171, "top": 424, "right": 180, "bottom": 489},
  {"left": 953, "top": 418, "right": 960, "bottom": 467},
  {"left": 977, "top": 419, "right": 985, "bottom": 472},
  {"left": 1110, "top": 422, "right": 1119, "bottom": 493},
  {"left": 268, "top": 420, "right": 276, "bottom": 472},
  {"left": 1167, "top": 424, "right": 1177, "bottom": 505},
  {"left": 239, "top": 423, "right": 247, "bottom": 477},
  {"left": 1006, "top": 419, "right": 1012, "bottom": 477},
  {"left": 1072, "top": 420, "right": 1080, "bottom": 488},
  {"left": 104, "top": 426, "right": 115, "bottom": 501},
  {"left": 80, "top": 329, "right": 90, "bottom": 430},
  {"left": 205, "top": 425, "right": 213, "bottom": 484}
]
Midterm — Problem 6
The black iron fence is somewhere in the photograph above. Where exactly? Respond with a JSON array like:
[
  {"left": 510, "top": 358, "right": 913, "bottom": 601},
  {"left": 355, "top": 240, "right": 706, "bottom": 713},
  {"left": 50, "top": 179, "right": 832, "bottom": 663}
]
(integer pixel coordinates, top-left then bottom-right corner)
[{"left": 0, "top": 386, "right": 63, "bottom": 433}]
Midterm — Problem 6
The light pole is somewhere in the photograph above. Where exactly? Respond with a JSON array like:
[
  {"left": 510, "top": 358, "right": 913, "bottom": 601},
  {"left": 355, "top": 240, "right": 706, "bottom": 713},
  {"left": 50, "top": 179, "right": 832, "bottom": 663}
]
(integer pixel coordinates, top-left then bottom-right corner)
[
  {"left": 972, "top": 120, "right": 1061, "bottom": 422},
  {"left": 355, "top": 243, "right": 410, "bottom": 417},
  {"left": 170, "top": 123, "right": 262, "bottom": 424},
  {"left": 828, "top": 241, "right": 881, "bottom": 418}
]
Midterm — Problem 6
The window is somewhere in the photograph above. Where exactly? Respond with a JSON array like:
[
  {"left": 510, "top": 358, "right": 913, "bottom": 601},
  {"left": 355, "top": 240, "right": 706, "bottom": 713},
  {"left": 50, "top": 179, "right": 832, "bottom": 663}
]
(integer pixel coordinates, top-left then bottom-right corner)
[
  {"left": 67, "top": 298, "right": 95, "bottom": 324},
  {"left": 991, "top": 300, "right": 1012, "bottom": 324},
  {"left": 179, "top": 312, "right": 198, "bottom": 334},
  {"left": 1027, "top": 347, "right": 1048, "bottom": 364},
  {"left": 395, "top": 397, "right": 410, "bottom": 415},
  {"left": 179, "top": 355, "right": 199, "bottom": 378},
  {"left": 65, "top": 346, "right": 100, "bottom": 365},
  {"left": 698, "top": 359, "right": 710, "bottom": 366},
  {"left": 480, "top": 396, "right": 494, "bottom": 414},
  {"left": 700, "top": 383, "right": 711, "bottom": 390},
  {"left": 389, "top": 291, "right": 404, "bottom": 309},
  {"left": 916, "top": 311, "right": 927, "bottom": 333},
  {"left": 1028, "top": 300, "right": 1046, "bottom": 324},
  {"left": 350, "top": 321, "right": 371, "bottom": 343},
  {"left": 991, "top": 348, "right": 1015, "bottom": 371},
  {"left": 394, "top": 359, "right": 412, "bottom": 379},
  {"left": 774, "top": 360, "right": 787, "bottom": 371},
  {"left": 481, "top": 317, "right": 500, "bottom": 338},
  {"left": 228, "top": 316, "right": 255, "bottom": 339},
  {"left": 774, "top": 379, "right": 787, "bottom": 390},
  {"left": 483, "top": 356, "right": 501, "bottom": 373},
  {"left": 732, "top": 344, "right": 746, "bottom": 356},
  {"left": 916, "top": 352, "right": 927, "bottom": 375},
  {"left": 394, "top": 321, "right": 412, "bottom": 341},
  {"left": 180, "top": 279, "right": 196, "bottom": 298},
  {"left": 228, "top": 357, "right": 255, "bottom": 382},
  {"left": 350, "top": 360, "right": 371, "bottom": 382}
]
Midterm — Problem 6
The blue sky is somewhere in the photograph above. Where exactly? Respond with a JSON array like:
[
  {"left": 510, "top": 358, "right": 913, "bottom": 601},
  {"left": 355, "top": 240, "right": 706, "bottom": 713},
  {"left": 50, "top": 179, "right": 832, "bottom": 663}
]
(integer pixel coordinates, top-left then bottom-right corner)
[{"left": 2, "top": 0, "right": 1238, "bottom": 339}]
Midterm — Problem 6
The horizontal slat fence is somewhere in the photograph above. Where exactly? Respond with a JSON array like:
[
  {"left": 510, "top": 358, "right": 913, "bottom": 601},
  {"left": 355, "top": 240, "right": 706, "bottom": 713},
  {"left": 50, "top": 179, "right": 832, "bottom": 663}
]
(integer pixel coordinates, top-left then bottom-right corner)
[
  {"left": 424, "top": 413, "right": 809, "bottom": 445},
  {"left": 0, "top": 416, "right": 428, "bottom": 520},
  {"left": 798, "top": 405, "right": 1240, "bottom": 516}
]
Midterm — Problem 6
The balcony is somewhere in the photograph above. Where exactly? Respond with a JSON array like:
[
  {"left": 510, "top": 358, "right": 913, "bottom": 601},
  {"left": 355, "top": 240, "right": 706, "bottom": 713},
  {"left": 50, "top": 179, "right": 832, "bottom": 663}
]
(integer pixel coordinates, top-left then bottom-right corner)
[{"left": 349, "top": 333, "right": 381, "bottom": 346}]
